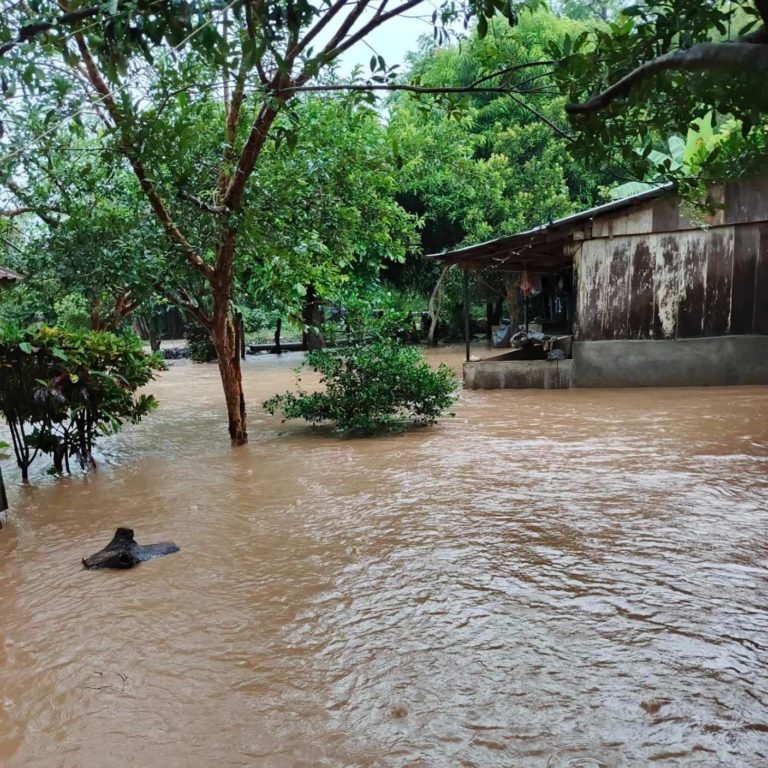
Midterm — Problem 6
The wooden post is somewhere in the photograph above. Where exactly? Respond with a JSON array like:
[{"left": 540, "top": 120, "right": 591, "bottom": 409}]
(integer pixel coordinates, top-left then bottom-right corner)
[
  {"left": 463, "top": 268, "right": 470, "bottom": 363},
  {"left": 236, "top": 312, "right": 246, "bottom": 360},
  {"left": 524, "top": 292, "right": 529, "bottom": 332},
  {"left": 274, "top": 318, "right": 282, "bottom": 355}
]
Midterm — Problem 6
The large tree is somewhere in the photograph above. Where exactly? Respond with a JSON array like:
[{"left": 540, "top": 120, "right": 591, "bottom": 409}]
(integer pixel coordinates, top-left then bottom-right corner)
[
  {"left": 389, "top": 9, "right": 603, "bottom": 251},
  {"left": 0, "top": 144, "right": 168, "bottom": 331},
  {"left": 0, "top": 0, "right": 543, "bottom": 445},
  {"left": 554, "top": 0, "right": 768, "bottom": 182},
  {"left": 1, "top": 94, "right": 416, "bottom": 338},
  {"left": 384, "top": 9, "right": 606, "bottom": 335}
]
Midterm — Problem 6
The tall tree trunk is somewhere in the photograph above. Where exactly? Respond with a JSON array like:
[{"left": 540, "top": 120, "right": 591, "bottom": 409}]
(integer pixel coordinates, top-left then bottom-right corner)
[
  {"left": 237, "top": 312, "right": 246, "bottom": 360},
  {"left": 273, "top": 318, "right": 283, "bottom": 355},
  {"left": 212, "top": 315, "right": 247, "bottom": 446},
  {"left": 428, "top": 266, "right": 450, "bottom": 347},
  {"left": 135, "top": 315, "right": 161, "bottom": 352},
  {"left": 209, "top": 255, "right": 248, "bottom": 445},
  {"left": 301, "top": 284, "right": 325, "bottom": 350},
  {"left": 505, "top": 274, "right": 521, "bottom": 330}
]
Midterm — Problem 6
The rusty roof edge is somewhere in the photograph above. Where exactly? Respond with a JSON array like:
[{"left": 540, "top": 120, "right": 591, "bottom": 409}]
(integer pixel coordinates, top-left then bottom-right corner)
[{"left": 425, "top": 184, "right": 674, "bottom": 263}]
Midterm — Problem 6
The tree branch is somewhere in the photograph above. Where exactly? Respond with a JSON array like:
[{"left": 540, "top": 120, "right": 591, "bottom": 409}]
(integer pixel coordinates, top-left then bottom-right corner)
[
  {"left": 177, "top": 288, "right": 213, "bottom": 329},
  {"left": 508, "top": 93, "right": 573, "bottom": 140},
  {"left": 566, "top": 40, "right": 768, "bottom": 114},
  {"left": 178, "top": 190, "right": 227, "bottom": 214},
  {"left": 0, "top": 234, "right": 26, "bottom": 256},
  {"left": 159, "top": 284, "right": 212, "bottom": 329},
  {"left": 317, "top": 0, "right": 373, "bottom": 61},
  {"left": 0, "top": 207, "right": 36, "bottom": 218},
  {"left": 0, "top": 6, "right": 100, "bottom": 56},
  {"left": 470, "top": 60, "right": 555, "bottom": 88},
  {"left": 287, "top": 0, "right": 350, "bottom": 61},
  {"left": 6, "top": 181, "right": 62, "bottom": 226},
  {"left": 218, "top": 54, "right": 249, "bottom": 199},
  {"left": 221, "top": 101, "right": 283, "bottom": 210},
  {"left": 277, "top": 82, "right": 560, "bottom": 96},
  {"left": 322, "top": 0, "right": 423, "bottom": 61},
  {"left": 71, "top": 29, "right": 214, "bottom": 281}
]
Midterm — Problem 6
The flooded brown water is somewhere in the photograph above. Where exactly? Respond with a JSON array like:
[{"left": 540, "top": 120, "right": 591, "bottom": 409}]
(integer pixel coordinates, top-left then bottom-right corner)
[{"left": 1, "top": 348, "right": 767, "bottom": 767}]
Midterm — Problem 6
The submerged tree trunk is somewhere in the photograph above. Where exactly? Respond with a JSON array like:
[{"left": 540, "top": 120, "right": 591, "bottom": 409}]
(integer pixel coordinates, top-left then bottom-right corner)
[
  {"left": 212, "top": 314, "right": 247, "bottom": 446},
  {"left": 209, "top": 257, "right": 248, "bottom": 445},
  {"left": 135, "top": 315, "right": 161, "bottom": 352}
]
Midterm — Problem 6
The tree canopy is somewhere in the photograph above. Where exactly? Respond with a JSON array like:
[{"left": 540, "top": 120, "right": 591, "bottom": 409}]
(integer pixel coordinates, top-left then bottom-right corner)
[
  {"left": 0, "top": 0, "right": 547, "bottom": 445},
  {"left": 555, "top": 0, "right": 768, "bottom": 184}
]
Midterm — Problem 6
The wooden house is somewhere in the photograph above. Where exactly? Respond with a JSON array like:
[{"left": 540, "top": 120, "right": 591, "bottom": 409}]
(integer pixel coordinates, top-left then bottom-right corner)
[{"left": 429, "top": 177, "right": 768, "bottom": 388}]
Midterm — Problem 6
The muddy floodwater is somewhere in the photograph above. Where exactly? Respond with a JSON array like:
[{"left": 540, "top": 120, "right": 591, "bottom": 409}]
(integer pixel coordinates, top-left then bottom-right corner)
[{"left": 1, "top": 348, "right": 767, "bottom": 767}]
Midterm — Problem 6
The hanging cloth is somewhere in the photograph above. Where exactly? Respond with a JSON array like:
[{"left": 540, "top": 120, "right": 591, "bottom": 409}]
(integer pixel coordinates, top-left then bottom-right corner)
[
  {"left": 520, "top": 270, "right": 542, "bottom": 297},
  {"left": 520, "top": 269, "right": 534, "bottom": 297}
]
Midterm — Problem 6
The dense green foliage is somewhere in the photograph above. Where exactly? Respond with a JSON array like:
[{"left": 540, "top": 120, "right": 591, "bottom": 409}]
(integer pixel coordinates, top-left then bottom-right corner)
[
  {"left": 237, "top": 96, "right": 419, "bottom": 319},
  {"left": 186, "top": 323, "right": 218, "bottom": 363},
  {"left": 3, "top": 0, "right": 762, "bottom": 448},
  {"left": 555, "top": 0, "right": 768, "bottom": 186},
  {"left": 0, "top": 94, "right": 416, "bottom": 332},
  {"left": 389, "top": 11, "right": 603, "bottom": 253},
  {"left": 264, "top": 341, "right": 457, "bottom": 435},
  {"left": 0, "top": 325, "right": 159, "bottom": 480},
  {"left": 0, "top": 0, "right": 545, "bottom": 444},
  {"left": 382, "top": 9, "right": 608, "bottom": 338},
  {"left": 0, "top": 148, "right": 164, "bottom": 330}
]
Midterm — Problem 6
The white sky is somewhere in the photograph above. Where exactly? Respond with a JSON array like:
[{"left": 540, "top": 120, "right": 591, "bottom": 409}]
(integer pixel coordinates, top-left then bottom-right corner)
[
  {"left": 339, "top": 18, "right": 430, "bottom": 73},
  {"left": 331, "top": 3, "right": 443, "bottom": 75}
]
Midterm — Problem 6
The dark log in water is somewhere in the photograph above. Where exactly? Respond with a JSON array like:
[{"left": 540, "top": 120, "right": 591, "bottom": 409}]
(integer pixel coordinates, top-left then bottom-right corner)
[{"left": 82, "top": 527, "right": 179, "bottom": 569}]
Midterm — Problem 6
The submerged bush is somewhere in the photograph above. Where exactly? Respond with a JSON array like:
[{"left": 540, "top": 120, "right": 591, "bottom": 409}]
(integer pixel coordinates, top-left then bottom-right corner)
[
  {"left": 263, "top": 340, "right": 457, "bottom": 435},
  {"left": 0, "top": 324, "right": 160, "bottom": 481},
  {"left": 186, "top": 323, "right": 217, "bottom": 363}
]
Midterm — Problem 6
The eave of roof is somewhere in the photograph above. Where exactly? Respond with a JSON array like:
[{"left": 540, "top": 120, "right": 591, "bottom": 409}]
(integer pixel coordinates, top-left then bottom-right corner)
[{"left": 426, "top": 183, "right": 673, "bottom": 269}]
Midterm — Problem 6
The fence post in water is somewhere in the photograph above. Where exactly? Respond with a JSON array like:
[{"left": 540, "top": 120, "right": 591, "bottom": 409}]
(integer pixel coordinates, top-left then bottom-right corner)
[
  {"left": 463, "top": 268, "right": 470, "bottom": 363},
  {"left": 274, "top": 318, "right": 282, "bottom": 355},
  {"left": 236, "top": 312, "right": 246, "bottom": 360}
]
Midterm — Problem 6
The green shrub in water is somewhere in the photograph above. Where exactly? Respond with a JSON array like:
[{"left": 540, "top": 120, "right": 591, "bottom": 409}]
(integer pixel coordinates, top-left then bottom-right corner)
[
  {"left": 186, "top": 323, "right": 217, "bottom": 363},
  {"left": 263, "top": 340, "right": 457, "bottom": 435},
  {"left": 0, "top": 323, "right": 161, "bottom": 480}
]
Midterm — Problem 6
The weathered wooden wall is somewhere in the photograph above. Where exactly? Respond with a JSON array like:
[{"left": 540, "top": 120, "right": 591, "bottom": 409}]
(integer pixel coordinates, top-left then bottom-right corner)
[{"left": 575, "top": 180, "right": 768, "bottom": 341}]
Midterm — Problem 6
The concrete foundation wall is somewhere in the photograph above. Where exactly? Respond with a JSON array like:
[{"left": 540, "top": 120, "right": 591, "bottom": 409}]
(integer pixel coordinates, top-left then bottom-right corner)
[
  {"left": 573, "top": 335, "right": 768, "bottom": 387},
  {"left": 464, "top": 359, "right": 573, "bottom": 389}
]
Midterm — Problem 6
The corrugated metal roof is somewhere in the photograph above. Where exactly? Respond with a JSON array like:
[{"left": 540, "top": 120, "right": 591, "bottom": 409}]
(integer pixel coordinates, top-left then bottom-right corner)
[{"left": 425, "top": 184, "right": 673, "bottom": 268}]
